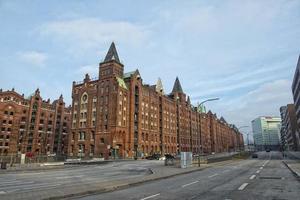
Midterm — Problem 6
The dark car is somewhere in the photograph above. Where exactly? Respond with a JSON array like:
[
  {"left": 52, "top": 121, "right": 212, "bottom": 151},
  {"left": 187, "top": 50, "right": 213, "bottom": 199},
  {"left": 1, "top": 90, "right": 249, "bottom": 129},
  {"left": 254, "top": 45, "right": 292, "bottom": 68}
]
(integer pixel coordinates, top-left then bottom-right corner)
[
  {"left": 145, "top": 153, "right": 161, "bottom": 160},
  {"left": 252, "top": 153, "right": 258, "bottom": 158},
  {"left": 266, "top": 149, "right": 271, "bottom": 152},
  {"left": 165, "top": 154, "right": 175, "bottom": 160}
]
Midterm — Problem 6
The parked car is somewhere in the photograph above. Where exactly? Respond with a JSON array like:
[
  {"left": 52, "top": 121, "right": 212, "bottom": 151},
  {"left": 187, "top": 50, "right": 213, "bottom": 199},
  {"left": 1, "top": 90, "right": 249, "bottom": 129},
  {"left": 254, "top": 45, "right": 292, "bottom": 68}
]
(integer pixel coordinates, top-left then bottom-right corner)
[
  {"left": 145, "top": 153, "right": 161, "bottom": 160},
  {"left": 266, "top": 149, "right": 271, "bottom": 152},
  {"left": 165, "top": 154, "right": 175, "bottom": 160},
  {"left": 252, "top": 153, "right": 258, "bottom": 158}
]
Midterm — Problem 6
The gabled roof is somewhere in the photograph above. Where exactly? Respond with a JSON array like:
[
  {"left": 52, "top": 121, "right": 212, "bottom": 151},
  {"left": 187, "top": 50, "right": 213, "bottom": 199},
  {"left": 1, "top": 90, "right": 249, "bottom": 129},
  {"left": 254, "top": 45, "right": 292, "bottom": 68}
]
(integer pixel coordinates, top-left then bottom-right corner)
[
  {"left": 220, "top": 116, "right": 227, "bottom": 124},
  {"left": 123, "top": 71, "right": 136, "bottom": 79},
  {"left": 116, "top": 77, "right": 128, "bottom": 90},
  {"left": 104, "top": 42, "right": 120, "bottom": 63},
  {"left": 123, "top": 69, "right": 140, "bottom": 79},
  {"left": 207, "top": 110, "right": 213, "bottom": 115},
  {"left": 171, "top": 77, "right": 183, "bottom": 93}
]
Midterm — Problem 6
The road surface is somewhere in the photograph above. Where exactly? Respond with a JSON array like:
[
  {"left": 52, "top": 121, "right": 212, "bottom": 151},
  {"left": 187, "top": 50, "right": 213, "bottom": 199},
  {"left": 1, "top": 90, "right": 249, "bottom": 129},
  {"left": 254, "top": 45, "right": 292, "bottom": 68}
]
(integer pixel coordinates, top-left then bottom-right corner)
[{"left": 76, "top": 151, "right": 300, "bottom": 200}]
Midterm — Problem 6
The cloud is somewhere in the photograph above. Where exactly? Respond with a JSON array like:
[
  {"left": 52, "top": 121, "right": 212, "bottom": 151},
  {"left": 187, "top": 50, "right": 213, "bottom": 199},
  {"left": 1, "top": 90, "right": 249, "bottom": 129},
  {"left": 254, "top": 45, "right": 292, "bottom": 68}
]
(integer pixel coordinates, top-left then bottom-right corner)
[
  {"left": 17, "top": 51, "right": 48, "bottom": 67},
  {"left": 38, "top": 18, "right": 151, "bottom": 54},
  {"left": 75, "top": 64, "right": 98, "bottom": 77},
  {"left": 214, "top": 79, "right": 293, "bottom": 131}
]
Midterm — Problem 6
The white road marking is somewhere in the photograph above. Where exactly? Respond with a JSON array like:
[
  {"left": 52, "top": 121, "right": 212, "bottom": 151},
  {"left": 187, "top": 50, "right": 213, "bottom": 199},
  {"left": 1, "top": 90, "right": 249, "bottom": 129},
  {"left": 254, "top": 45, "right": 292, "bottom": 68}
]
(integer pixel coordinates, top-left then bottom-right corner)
[
  {"left": 21, "top": 183, "right": 61, "bottom": 191},
  {"left": 141, "top": 193, "right": 160, "bottom": 200},
  {"left": 249, "top": 175, "right": 256, "bottom": 180},
  {"left": 0, "top": 180, "right": 23, "bottom": 186},
  {"left": 223, "top": 169, "right": 230, "bottom": 173},
  {"left": 0, "top": 191, "right": 6, "bottom": 194},
  {"left": 238, "top": 183, "right": 249, "bottom": 190},
  {"left": 208, "top": 173, "right": 219, "bottom": 178},
  {"left": 256, "top": 170, "right": 260, "bottom": 173},
  {"left": 182, "top": 181, "right": 199, "bottom": 188},
  {"left": 260, "top": 167, "right": 263, "bottom": 170},
  {"left": 55, "top": 175, "right": 83, "bottom": 179}
]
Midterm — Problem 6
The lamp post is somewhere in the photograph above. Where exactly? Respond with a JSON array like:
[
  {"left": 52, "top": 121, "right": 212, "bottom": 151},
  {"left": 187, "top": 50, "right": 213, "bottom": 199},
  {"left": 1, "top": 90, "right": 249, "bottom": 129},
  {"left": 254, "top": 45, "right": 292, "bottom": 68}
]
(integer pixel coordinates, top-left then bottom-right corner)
[{"left": 197, "top": 98, "right": 220, "bottom": 167}]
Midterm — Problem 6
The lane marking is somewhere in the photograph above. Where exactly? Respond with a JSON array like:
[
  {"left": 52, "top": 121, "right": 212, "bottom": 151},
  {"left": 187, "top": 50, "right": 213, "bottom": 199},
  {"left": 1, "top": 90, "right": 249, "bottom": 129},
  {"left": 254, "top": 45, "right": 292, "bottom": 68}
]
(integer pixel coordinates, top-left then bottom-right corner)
[
  {"left": 249, "top": 175, "right": 256, "bottom": 180},
  {"left": 208, "top": 173, "right": 219, "bottom": 178},
  {"left": 21, "top": 183, "right": 61, "bottom": 191},
  {"left": 260, "top": 167, "right": 263, "bottom": 170},
  {"left": 182, "top": 181, "right": 199, "bottom": 188},
  {"left": 141, "top": 193, "right": 160, "bottom": 200},
  {"left": 238, "top": 183, "right": 249, "bottom": 190},
  {"left": 256, "top": 170, "right": 260, "bottom": 174},
  {"left": 223, "top": 169, "right": 230, "bottom": 173},
  {"left": 55, "top": 175, "right": 83, "bottom": 179},
  {"left": 0, "top": 180, "right": 23, "bottom": 186}
]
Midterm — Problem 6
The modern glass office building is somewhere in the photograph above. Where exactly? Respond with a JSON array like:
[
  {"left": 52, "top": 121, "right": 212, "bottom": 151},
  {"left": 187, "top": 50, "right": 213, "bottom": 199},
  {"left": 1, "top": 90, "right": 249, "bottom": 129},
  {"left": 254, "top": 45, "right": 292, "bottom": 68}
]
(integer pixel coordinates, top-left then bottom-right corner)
[{"left": 252, "top": 116, "right": 281, "bottom": 150}]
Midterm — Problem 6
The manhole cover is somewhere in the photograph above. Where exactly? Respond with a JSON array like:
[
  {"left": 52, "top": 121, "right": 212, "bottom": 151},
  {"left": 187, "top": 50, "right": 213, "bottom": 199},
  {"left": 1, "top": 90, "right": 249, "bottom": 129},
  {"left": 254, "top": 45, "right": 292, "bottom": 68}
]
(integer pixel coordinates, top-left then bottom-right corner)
[{"left": 259, "top": 176, "right": 284, "bottom": 180}]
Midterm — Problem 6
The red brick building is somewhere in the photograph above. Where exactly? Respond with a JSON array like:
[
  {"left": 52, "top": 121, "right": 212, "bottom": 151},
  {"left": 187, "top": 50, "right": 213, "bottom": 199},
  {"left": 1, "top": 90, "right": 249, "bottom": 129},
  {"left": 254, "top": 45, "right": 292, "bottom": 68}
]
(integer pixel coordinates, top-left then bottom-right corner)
[
  {"left": 69, "top": 43, "right": 244, "bottom": 159},
  {"left": 0, "top": 88, "right": 71, "bottom": 156}
]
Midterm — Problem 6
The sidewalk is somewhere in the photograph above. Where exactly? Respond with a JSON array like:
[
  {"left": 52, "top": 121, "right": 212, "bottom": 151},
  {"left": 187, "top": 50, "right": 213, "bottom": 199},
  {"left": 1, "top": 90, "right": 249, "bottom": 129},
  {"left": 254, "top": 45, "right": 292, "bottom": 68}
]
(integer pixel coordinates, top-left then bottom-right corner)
[{"left": 282, "top": 159, "right": 300, "bottom": 178}]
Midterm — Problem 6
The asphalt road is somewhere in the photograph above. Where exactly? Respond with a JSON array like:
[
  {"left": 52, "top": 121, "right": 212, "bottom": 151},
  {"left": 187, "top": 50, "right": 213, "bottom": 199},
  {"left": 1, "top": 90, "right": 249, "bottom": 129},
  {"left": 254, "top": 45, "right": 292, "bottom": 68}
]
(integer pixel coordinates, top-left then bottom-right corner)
[
  {"left": 0, "top": 160, "right": 157, "bottom": 199},
  {"left": 76, "top": 151, "right": 300, "bottom": 200}
]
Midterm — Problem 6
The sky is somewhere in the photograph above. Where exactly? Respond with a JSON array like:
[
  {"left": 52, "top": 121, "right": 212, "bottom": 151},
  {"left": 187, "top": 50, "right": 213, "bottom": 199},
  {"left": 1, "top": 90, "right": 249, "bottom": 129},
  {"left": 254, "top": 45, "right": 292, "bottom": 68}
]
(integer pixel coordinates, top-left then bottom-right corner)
[{"left": 0, "top": 0, "right": 299, "bottom": 139}]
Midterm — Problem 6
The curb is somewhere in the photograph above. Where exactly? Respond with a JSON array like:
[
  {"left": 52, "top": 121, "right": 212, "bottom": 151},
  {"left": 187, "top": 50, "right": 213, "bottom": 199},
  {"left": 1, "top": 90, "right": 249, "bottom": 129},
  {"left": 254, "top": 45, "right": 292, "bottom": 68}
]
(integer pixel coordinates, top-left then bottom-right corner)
[
  {"left": 282, "top": 160, "right": 300, "bottom": 180},
  {"left": 45, "top": 166, "right": 210, "bottom": 200}
]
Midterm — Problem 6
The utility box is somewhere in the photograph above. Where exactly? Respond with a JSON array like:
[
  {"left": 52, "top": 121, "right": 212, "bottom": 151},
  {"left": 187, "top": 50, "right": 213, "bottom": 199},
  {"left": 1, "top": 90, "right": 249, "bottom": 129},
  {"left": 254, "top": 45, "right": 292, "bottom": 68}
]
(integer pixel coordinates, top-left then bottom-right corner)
[
  {"left": 21, "top": 154, "right": 26, "bottom": 164},
  {"left": 180, "top": 152, "right": 193, "bottom": 168}
]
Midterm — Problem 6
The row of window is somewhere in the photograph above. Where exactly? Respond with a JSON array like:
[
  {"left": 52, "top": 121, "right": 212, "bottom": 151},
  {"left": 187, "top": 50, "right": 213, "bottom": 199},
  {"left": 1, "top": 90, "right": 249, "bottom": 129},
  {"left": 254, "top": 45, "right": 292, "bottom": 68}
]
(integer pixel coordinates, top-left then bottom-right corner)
[{"left": 1, "top": 96, "right": 29, "bottom": 106}]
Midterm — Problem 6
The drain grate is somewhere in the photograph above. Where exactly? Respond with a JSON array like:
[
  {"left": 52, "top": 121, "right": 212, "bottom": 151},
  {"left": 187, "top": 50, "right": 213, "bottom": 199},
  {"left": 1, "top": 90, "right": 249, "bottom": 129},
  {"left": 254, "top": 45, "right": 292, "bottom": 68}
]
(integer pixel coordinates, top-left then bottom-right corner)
[{"left": 259, "top": 176, "right": 284, "bottom": 180}]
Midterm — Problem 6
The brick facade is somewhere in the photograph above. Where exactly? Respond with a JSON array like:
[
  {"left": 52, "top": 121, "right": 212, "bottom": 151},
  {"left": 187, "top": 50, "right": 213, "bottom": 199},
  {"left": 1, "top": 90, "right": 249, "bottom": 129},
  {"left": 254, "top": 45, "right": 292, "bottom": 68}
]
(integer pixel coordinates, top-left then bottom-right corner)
[
  {"left": 0, "top": 88, "right": 71, "bottom": 156},
  {"left": 69, "top": 43, "right": 244, "bottom": 159}
]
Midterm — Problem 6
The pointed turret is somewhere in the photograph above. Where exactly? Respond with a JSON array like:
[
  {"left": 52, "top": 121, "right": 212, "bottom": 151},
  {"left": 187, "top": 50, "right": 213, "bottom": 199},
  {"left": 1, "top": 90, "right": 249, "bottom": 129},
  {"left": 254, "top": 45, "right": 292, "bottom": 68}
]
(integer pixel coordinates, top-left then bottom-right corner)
[
  {"left": 35, "top": 88, "right": 40, "bottom": 95},
  {"left": 99, "top": 42, "right": 124, "bottom": 79},
  {"left": 104, "top": 42, "right": 120, "bottom": 63},
  {"left": 187, "top": 96, "right": 191, "bottom": 105},
  {"left": 84, "top": 73, "right": 90, "bottom": 82},
  {"left": 172, "top": 77, "right": 183, "bottom": 94},
  {"left": 156, "top": 77, "right": 164, "bottom": 94}
]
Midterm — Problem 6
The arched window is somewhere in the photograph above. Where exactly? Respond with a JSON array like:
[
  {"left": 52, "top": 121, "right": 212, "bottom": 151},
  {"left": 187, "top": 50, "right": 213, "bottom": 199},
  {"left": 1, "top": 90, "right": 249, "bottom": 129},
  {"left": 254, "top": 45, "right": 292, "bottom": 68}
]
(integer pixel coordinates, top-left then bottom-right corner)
[{"left": 81, "top": 93, "right": 88, "bottom": 104}]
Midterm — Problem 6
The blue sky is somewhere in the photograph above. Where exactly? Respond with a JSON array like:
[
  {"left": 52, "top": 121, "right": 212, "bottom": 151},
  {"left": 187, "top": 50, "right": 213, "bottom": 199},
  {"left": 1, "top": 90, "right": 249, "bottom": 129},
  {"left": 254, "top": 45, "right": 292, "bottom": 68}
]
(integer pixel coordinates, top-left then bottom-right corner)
[{"left": 0, "top": 0, "right": 299, "bottom": 137}]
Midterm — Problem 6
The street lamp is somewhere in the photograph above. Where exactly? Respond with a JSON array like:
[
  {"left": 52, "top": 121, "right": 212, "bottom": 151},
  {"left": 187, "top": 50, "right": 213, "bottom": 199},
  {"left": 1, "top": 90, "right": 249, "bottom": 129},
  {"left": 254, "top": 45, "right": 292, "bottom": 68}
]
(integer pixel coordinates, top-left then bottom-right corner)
[{"left": 197, "top": 97, "right": 220, "bottom": 167}]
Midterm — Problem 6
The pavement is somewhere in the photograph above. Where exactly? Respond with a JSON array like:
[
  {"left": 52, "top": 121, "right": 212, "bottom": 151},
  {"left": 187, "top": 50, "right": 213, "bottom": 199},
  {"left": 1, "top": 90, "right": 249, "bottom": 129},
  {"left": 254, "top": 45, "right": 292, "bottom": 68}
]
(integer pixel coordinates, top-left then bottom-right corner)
[
  {"left": 71, "top": 151, "right": 300, "bottom": 200},
  {"left": 0, "top": 159, "right": 211, "bottom": 200},
  {"left": 0, "top": 152, "right": 299, "bottom": 200}
]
